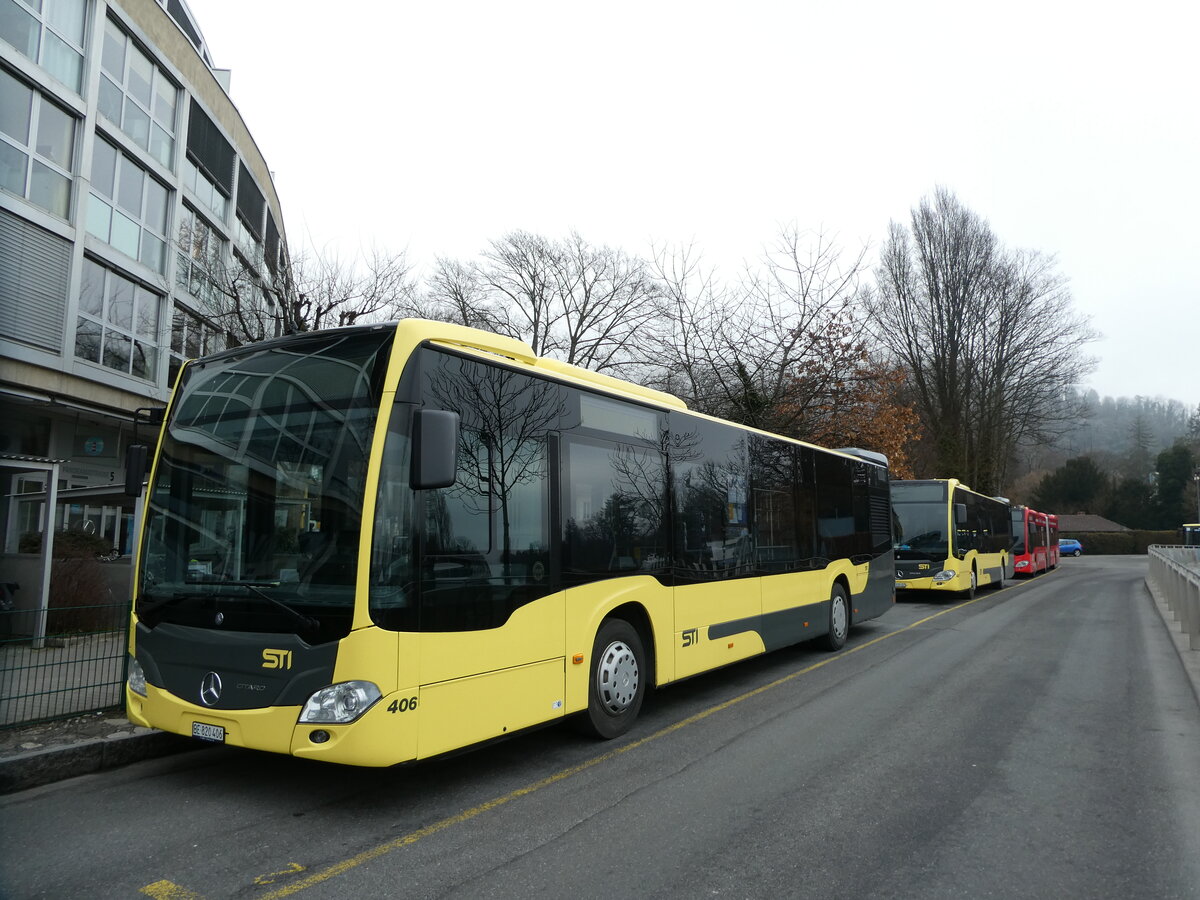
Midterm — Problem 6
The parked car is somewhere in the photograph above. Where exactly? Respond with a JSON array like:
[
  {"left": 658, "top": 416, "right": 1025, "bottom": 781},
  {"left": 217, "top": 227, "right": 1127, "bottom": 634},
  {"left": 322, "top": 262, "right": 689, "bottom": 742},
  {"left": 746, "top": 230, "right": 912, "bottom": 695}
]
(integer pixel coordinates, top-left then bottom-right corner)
[{"left": 1059, "top": 538, "right": 1083, "bottom": 557}]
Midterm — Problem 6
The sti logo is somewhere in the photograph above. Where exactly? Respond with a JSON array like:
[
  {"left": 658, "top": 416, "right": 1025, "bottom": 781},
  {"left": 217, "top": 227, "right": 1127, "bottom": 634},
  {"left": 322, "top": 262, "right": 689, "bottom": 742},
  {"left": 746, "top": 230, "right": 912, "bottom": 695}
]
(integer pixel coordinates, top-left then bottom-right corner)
[{"left": 262, "top": 649, "right": 293, "bottom": 670}]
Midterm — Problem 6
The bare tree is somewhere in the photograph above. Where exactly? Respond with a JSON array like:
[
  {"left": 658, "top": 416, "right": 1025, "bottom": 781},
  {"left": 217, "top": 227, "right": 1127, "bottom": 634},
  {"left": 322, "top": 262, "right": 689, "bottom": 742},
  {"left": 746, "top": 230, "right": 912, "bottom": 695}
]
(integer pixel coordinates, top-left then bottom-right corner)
[
  {"left": 285, "top": 246, "right": 424, "bottom": 332},
  {"left": 174, "top": 221, "right": 421, "bottom": 345},
  {"left": 429, "top": 230, "right": 666, "bottom": 375},
  {"left": 647, "top": 226, "right": 874, "bottom": 437},
  {"left": 867, "top": 188, "right": 1097, "bottom": 492},
  {"left": 425, "top": 257, "right": 506, "bottom": 332},
  {"left": 475, "top": 231, "right": 560, "bottom": 356},
  {"left": 545, "top": 231, "right": 664, "bottom": 373},
  {"left": 642, "top": 239, "right": 729, "bottom": 406}
]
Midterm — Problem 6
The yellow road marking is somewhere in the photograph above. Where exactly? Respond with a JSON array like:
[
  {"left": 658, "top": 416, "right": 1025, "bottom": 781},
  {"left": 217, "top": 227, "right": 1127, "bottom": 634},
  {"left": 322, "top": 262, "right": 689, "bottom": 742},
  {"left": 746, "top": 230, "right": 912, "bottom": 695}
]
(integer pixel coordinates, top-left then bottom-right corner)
[
  {"left": 255, "top": 594, "right": 985, "bottom": 899},
  {"left": 254, "top": 863, "right": 306, "bottom": 885},
  {"left": 140, "top": 881, "right": 205, "bottom": 900}
]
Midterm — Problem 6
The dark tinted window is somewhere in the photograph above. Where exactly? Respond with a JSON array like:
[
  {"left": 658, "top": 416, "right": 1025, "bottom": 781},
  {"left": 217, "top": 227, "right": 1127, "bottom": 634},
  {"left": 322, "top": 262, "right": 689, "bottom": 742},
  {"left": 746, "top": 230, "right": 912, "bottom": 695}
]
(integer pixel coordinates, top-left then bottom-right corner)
[
  {"left": 749, "top": 436, "right": 796, "bottom": 572},
  {"left": 562, "top": 436, "right": 667, "bottom": 584},
  {"left": 816, "top": 452, "right": 869, "bottom": 561},
  {"left": 672, "top": 416, "right": 752, "bottom": 580},
  {"left": 795, "top": 447, "right": 818, "bottom": 562},
  {"left": 369, "top": 403, "right": 416, "bottom": 630},
  {"left": 954, "top": 489, "right": 1009, "bottom": 555},
  {"left": 417, "top": 350, "right": 559, "bottom": 631}
]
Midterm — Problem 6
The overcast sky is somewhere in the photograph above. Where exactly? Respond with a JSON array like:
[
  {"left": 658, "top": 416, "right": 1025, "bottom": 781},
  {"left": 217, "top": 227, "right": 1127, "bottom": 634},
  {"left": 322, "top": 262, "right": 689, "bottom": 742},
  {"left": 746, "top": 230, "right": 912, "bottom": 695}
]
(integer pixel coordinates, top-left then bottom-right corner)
[{"left": 188, "top": 0, "right": 1198, "bottom": 409}]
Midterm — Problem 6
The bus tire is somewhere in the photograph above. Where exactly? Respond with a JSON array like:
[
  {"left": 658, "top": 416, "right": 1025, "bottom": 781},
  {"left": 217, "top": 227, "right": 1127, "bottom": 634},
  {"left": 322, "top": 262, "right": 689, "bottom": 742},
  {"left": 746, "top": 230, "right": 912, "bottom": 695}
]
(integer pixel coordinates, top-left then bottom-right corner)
[
  {"left": 822, "top": 584, "right": 849, "bottom": 651},
  {"left": 577, "top": 619, "right": 646, "bottom": 740},
  {"left": 990, "top": 566, "right": 1005, "bottom": 590},
  {"left": 962, "top": 567, "right": 977, "bottom": 600}
]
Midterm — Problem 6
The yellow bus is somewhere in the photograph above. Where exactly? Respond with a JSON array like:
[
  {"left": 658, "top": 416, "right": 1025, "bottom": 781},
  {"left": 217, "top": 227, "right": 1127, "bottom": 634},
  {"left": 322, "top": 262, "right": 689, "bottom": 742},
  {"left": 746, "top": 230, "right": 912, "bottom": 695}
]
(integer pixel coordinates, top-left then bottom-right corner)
[
  {"left": 1181, "top": 524, "right": 1200, "bottom": 547},
  {"left": 125, "top": 320, "right": 895, "bottom": 766},
  {"left": 891, "top": 479, "right": 1010, "bottom": 600}
]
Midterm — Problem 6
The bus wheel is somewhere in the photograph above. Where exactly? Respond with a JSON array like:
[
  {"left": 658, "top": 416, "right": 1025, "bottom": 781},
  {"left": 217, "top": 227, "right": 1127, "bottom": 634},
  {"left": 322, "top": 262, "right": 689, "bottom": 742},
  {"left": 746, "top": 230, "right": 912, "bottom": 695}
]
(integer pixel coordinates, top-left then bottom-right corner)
[
  {"left": 991, "top": 566, "right": 1005, "bottom": 590},
  {"left": 823, "top": 584, "right": 849, "bottom": 651},
  {"left": 578, "top": 619, "right": 646, "bottom": 740},
  {"left": 962, "top": 568, "right": 977, "bottom": 600}
]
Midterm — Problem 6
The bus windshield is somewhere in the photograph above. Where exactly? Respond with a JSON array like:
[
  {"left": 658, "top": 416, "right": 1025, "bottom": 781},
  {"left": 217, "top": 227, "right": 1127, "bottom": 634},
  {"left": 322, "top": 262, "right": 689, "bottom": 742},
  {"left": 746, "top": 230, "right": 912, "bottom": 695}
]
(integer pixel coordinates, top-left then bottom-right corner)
[
  {"left": 136, "top": 328, "right": 394, "bottom": 643},
  {"left": 1010, "top": 509, "right": 1026, "bottom": 554},
  {"left": 891, "top": 482, "right": 949, "bottom": 560}
]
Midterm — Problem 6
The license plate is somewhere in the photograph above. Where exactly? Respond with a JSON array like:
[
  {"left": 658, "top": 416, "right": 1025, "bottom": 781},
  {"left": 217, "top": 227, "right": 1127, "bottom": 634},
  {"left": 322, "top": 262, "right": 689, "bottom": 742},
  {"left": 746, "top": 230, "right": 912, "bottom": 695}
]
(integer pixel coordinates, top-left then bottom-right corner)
[{"left": 192, "top": 721, "right": 226, "bottom": 743}]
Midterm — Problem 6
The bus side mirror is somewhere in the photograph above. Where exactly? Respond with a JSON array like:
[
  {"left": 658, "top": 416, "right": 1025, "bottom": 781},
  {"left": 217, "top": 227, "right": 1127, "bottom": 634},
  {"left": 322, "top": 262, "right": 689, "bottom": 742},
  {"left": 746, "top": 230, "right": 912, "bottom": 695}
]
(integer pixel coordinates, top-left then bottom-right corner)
[
  {"left": 954, "top": 503, "right": 968, "bottom": 524},
  {"left": 411, "top": 409, "right": 460, "bottom": 489},
  {"left": 125, "top": 444, "right": 149, "bottom": 497}
]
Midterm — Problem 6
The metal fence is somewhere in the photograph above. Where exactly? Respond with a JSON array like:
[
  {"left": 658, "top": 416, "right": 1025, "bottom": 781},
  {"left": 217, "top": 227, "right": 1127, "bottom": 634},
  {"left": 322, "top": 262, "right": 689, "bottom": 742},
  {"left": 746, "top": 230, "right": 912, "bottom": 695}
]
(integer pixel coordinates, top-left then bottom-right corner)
[
  {"left": 1147, "top": 545, "right": 1200, "bottom": 651},
  {"left": 0, "top": 599, "right": 130, "bottom": 728}
]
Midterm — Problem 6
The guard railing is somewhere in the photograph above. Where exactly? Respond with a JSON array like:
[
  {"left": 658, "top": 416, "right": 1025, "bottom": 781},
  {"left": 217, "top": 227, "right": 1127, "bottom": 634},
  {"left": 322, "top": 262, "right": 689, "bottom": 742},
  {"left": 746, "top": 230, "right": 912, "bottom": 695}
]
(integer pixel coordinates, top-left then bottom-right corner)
[{"left": 1147, "top": 545, "right": 1200, "bottom": 651}]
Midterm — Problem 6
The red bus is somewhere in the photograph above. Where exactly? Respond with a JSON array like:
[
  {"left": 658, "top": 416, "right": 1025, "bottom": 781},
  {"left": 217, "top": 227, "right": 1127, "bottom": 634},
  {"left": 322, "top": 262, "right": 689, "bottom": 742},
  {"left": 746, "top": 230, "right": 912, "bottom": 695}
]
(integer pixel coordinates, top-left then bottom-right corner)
[
  {"left": 1011, "top": 506, "right": 1051, "bottom": 576},
  {"left": 1047, "top": 514, "right": 1060, "bottom": 568}
]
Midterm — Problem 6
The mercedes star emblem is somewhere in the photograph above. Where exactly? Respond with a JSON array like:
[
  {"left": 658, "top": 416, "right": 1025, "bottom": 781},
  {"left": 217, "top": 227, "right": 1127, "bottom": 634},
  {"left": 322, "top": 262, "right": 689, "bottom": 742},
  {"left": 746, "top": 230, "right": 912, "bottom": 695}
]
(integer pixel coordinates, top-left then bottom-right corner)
[{"left": 199, "top": 671, "right": 222, "bottom": 707}]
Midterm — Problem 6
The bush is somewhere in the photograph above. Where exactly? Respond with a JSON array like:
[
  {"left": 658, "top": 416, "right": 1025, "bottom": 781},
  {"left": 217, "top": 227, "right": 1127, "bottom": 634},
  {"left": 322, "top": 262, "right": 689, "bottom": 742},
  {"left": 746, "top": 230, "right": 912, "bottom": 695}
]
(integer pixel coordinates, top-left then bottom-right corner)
[
  {"left": 1059, "top": 531, "right": 1177, "bottom": 555},
  {"left": 14, "top": 532, "right": 125, "bottom": 634},
  {"left": 19, "top": 530, "right": 114, "bottom": 558},
  {"left": 46, "top": 557, "right": 123, "bottom": 634}
]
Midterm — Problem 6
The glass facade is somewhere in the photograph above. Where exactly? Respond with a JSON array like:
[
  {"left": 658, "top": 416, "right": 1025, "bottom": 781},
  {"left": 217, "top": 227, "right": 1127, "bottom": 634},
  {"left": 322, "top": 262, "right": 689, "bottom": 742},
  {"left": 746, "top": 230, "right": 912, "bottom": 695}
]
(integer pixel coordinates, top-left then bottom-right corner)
[
  {"left": 1, "top": 0, "right": 86, "bottom": 92},
  {"left": 0, "top": 65, "right": 74, "bottom": 217},
  {"left": 87, "top": 134, "right": 170, "bottom": 272},
  {"left": 168, "top": 301, "right": 225, "bottom": 388},
  {"left": 74, "top": 257, "right": 161, "bottom": 380},
  {"left": 99, "top": 16, "right": 176, "bottom": 167},
  {"left": 0, "top": 0, "right": 289, "bottom": 580}
]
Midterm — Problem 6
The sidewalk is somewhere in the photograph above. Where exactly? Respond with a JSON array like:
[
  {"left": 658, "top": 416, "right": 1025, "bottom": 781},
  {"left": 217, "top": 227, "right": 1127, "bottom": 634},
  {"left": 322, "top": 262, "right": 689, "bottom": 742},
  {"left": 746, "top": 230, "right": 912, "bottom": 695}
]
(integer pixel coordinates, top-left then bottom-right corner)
[{"left": 0, "top": 709, "right": 194, "bottom": 794}]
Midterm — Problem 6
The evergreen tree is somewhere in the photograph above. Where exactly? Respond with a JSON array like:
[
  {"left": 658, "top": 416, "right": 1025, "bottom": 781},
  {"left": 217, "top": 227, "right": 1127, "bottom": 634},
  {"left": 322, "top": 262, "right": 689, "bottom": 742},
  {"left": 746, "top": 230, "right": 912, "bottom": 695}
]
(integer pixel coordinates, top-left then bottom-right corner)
[{"left": 1154, "top": 443, "right": 1196, "bottom": 528}]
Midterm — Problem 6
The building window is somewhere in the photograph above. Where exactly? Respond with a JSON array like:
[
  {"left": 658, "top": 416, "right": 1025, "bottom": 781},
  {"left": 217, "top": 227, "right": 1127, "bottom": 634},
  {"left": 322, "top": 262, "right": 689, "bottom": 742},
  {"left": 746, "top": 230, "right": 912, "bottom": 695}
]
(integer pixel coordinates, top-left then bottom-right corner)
[
  {"left": 169, "top": 303, "right": 226, "bottom": 387},
  {"left": 0, "top": 66, "right": 74, "bottom": 217},
  {"left": 75, "top": 257, "right": 162, "bottom": 381},
  {"left": 98, "top": 17, "right": 177, "bottom": 168},
  {"left": 185, "top": 100, "right": 231, "bottom": 219},
  {"left": 175, "top": 204, "right": 225, "bottom": 309},
  {"left": 235, "top": 162, "right": 265, "bottom": 270},
  {"left": 87, "top": 134, "right": 170, "bottom": 272},
  {"left": 0, "top": 0, "right": 86, "bottom": 92},
  {"left": 182, "top": 156, "right": 226, "bottom": 220}
]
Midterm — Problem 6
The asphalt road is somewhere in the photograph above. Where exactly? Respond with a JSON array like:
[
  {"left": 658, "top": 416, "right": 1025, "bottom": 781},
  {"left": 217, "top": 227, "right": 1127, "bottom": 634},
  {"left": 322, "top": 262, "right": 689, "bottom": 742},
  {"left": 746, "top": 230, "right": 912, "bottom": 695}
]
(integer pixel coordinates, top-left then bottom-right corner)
[{"left": 2, "top": 556, "right": 1198, "bottom": 899}]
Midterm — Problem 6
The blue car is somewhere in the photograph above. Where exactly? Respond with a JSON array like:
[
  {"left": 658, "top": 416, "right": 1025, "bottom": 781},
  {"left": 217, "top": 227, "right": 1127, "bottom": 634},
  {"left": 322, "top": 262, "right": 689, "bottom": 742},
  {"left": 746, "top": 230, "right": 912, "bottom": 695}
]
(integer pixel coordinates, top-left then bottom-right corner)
[{"left": 1059, "top": 538, "right": 1083, "bottom": 557}]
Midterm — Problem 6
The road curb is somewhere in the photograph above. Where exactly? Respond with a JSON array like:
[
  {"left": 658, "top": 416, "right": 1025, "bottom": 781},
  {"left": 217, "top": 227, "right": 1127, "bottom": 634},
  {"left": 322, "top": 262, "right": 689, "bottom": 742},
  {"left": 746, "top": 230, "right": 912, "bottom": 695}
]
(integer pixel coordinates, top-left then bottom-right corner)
[{"left": 0, "top": 731, "right": 196, "bottom": 795}]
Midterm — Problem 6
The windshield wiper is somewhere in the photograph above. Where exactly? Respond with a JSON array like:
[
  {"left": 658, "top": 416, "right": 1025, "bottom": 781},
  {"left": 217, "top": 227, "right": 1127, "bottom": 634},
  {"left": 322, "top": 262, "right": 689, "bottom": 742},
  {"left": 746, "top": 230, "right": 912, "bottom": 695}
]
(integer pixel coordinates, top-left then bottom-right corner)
[
  {"left": 141, "top": 579, "right": 320, "bottom": 631},
  {"left": 216, "top": 580, "right": 321, "bottom": 631}
]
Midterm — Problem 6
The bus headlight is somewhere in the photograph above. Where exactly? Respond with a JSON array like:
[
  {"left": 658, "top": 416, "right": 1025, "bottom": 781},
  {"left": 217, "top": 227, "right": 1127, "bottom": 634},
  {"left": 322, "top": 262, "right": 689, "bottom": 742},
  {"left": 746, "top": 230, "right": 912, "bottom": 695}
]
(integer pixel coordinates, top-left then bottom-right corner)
[
  {"left": 128, "top": 657, "right": 147, "bottom": 696},
  {"left": 1015, "top": 560, "right": 1030, "bottom": 569},
  {"left": 299, "top": 681, "right": 382, "bottom": 724},
  {"left": 932, "top": 570, "right": 956, "bottom": 583}
]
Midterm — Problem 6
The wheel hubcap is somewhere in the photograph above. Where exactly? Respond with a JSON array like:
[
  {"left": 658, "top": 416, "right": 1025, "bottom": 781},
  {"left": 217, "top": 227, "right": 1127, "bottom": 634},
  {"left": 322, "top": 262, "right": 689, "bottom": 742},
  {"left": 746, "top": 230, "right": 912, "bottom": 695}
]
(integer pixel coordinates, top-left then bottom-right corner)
[
  {"left": 832, "top": 598, "right": 847, "bottom": 639},
  {"left": 597, "top": 640, "right": 639, "bottom": 714}
]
